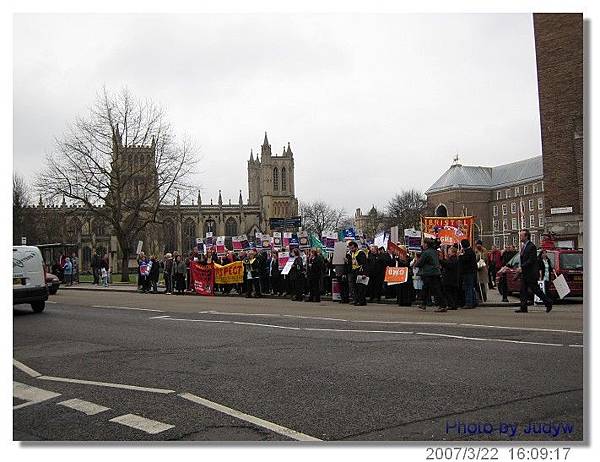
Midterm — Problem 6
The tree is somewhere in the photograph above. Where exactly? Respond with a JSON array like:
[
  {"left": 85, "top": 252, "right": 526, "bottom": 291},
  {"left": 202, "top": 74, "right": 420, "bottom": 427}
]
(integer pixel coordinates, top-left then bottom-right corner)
[
  {"left": 385, "top": 189, "right": 427, "bottom": 232},
  {"left": 36, "top": 87, "right": 198, "bottom": 281},
  {"left": 13, "top": 173, "right": 30, "bottom": 245},
  {"left": 299, "top": 200, "right": 348, "bottom": 237}
]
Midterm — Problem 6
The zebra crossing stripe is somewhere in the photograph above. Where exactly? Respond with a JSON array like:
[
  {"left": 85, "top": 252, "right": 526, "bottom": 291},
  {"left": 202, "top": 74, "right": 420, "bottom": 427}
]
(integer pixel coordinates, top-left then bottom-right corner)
[
  {"left": 109, "top": 413, "right": 175, "bottom": 434},
  {"left": 57, "top": 398, "right": 111, "bottom": 415},
  {"left": 13, "top": 381, "right": 61, "bottom": 410}
]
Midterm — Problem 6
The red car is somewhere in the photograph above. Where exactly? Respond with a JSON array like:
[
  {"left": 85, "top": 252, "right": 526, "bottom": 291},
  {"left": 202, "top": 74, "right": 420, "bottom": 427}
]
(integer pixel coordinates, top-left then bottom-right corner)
[{"left": 496, "top": 249, "right": 583, "bottom": 300}]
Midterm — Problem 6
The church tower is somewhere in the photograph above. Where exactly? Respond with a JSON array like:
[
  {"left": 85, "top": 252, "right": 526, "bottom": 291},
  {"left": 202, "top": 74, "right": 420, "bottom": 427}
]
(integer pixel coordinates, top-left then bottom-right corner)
[{"left": 247, "top": 131, "right": 298, "bottom": 232}]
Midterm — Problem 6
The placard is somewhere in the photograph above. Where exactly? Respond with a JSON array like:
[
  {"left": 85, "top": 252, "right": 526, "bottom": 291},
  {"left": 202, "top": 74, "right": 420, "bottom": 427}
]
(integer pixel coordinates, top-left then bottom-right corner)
[
  {"left": 281, "top": 258, "right": 295, "bottom": 275},
  {"left": 333, "top": 241, "right": 347, "bottom": 265},
  {"left": 552, "top": 274, "right": 571, "bottom": 299},
  {"left": 136, "top": 240, "right": 143, "bottom": 255},
  {"left": 384, "top": 266, "right": 409, "bottom": 285}
]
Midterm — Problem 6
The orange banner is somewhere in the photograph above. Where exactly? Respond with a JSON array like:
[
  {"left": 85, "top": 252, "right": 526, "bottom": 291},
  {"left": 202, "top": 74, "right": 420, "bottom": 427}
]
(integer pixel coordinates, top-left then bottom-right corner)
[
  {"left": 421, "top": 216, "right": 475, "bottom": 245},
  {"left": 384, "top": 266, "right": 409, "bottom": 285}
]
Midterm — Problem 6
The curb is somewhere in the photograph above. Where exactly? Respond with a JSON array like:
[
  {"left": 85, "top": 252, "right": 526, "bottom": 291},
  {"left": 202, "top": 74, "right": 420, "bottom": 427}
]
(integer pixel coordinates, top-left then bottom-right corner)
[{"left": 59, "top": 285, "right": 522, "bottom": 307}]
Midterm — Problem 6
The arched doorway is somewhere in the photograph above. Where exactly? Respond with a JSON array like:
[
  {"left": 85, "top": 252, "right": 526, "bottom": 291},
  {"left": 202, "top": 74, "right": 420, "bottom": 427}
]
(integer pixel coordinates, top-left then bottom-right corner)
[{"left": 435, "top": 204, "right": 448, "bottom": 217}]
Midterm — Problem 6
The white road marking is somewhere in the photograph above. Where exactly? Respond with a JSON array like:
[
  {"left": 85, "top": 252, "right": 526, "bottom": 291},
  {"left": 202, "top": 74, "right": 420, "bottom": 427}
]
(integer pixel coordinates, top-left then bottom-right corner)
[
  {"left": 13, "top": 359, "right": 42, "bottom": 378},
  {"left": 92, "top": 305, "right": 164, "bottom": 313},
  {"left": 37, "top": 375, "right": 176, "bottom": 394},
  {"left": 179, "top": 392, "right": 321, "bottom": 441},
  {"left": 109, "top": 413, "right": 174, "bottom": 434},
  {"left": 46, "top": 301, "right": 57, "bottom": 304},
  {"left": 57, "top": 398, "right": 111, "bottom": 415},
  {"left": 569, "top": 344, "right": 584, "bottom": 348},
  {"left": 154, "top": 316, "right": 577, "bottom": 348},
  {"left": 192, "top": 310, "right": 582, "bottom": 334},
  {"left": 415, "top": 332, "right": 564, "bottom": 347},
  {"left": 13, "top": 381, "right": 61, "bottom": 410}
]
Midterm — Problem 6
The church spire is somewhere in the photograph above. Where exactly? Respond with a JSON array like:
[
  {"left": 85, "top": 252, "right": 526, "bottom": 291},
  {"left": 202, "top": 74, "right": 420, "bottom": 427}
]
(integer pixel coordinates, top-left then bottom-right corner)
[
  {"left": 286, "top": 141, "right": 293, "bottom": 157},
  {"left": 261, "top": 131, "right": 272, "bottom": 157},
  {"left": 197, "top": 190, "right": 202, "bottom": 205},
  {"left": 249, "top": 149, "right": 254, "bottom": 162},
  {"left": 239, "top": 190, "right": 243, "bottom": 205},
  {"left": 176, "top": 190, "right": 181, "bottom": 206},
  {"left": 218, "top": 189, "right": 222, "bottom": 206}
]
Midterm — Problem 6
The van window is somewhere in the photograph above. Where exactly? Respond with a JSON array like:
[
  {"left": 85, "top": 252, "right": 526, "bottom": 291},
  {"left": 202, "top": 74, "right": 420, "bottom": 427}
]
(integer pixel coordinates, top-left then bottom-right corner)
[{"left": 560, "top": 253, "right": 583, "bottom": 270}]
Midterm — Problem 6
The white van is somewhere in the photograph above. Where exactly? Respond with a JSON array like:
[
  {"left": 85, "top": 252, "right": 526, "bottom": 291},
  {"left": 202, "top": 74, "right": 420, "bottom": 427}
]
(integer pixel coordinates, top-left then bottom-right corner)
[{"left": 13, "top": 246, "right": 48, "bottom": 313}]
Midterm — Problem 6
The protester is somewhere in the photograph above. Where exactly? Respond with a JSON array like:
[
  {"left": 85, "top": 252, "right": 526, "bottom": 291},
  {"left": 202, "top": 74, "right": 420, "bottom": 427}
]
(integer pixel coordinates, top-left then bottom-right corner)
[
  {"left": 91, "top": 250, "right": 101, "bottom": 285},
  {"left": 487, "top": 245, "right": 502, "bottom": 289},
  {"left": 173, "top": 254, "right": 187, "bottom": 295},
  {"left": 163, "top": 253, "right": 173, "bottom": 294},
  {"left": 149, "top": 255, "right": 160, "bottom": 293},
  {"left": 348, "top": 241, "right": 368, "bottom": 306},
  {"left": 475, "top": 240, "right": 488, "bottom": 303},
  {"left": 441, "top": 246, "right": 459, "bottom": 310},
  {"left": 137, "top": 251, "right": 146, "bottom": 290},
  {"left": 515, "top": 229, "right": 553, "bottom": 313},
  {"left": 395, "top": 245, "right": 414, "bottom": 307},
  {"left": 306, "top": 248, "right": 324, "bottom": 302},
  {"left": 101, "top": 254, "right": 110, "bottom": 286},
  {"left": 139, "top": 255, "right": 151, "bottom": 293},
  {"left": 71, "top": 252, "right": 79, "bottom": 284},
  {"left": 268, "top": 250, "right": 281, "bottom": 295},
  {"left": 288, "top": 248, "right": 305, "bottom": 301},
  {"left": 243, "top": 249, "right": 262, "bottom": 298},
  {"left": 458, "top": 239, "right": 478, "bottom": 309},
  {"left": 414, "top": 238, "right": 446, "bottom": 312}
]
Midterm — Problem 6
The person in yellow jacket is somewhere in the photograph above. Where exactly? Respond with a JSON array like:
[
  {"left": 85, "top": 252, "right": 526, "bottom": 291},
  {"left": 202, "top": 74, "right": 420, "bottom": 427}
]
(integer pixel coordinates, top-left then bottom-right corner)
[{"left": 348, "top": 241, "right": 368, "bottom": 306}]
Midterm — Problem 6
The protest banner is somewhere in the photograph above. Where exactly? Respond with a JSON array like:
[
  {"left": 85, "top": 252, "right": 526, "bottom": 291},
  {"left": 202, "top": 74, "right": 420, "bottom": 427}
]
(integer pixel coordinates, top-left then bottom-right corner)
[
  {"left": 404, "top": 228, "right": 422, "bottom": 252},
  {"left": 136, "top": 240, "right": 143, "bottom": 255},
  {"left": 390, "top": 226, "right": 399, "bottom": 244},
  {"left": 387, "top": 241, "right": 407, "bottom": 261},
  {"left": 333, "top": 241, "right": 347, "bottom": 265},
  {"left": 421, "top": 216, "right": 475, "bottom": 245},
  {"left": 232, "top": 235, "right": 242, "bottom": 250},
  {"left": 216, "top": 236, "right": 226, "bottom": 254},
  {"left": 205, "top": 232, "right": 214, "bottom": 248},
  {"left": 214, "top": 261, "right": 244, "bottom": 284},
  {"left": 309, "top": 233, "right": 329, "bottom": 256},
  {"left": 283, "top": 232, "right": 292, "bottom": 248},
  {"left": 240, "top": 234, "right": 250, "bottom": 250},
  {"left": 340, "top": 228, "right": 356, "bottom": 241},
  {"left": 281, "top": 258, "right": 294, "bottom": 275},
  {"left": 384, "top": 266, "right": 409, "bottom": 285},
  {"left": 278, "top": 251, "right": 290, "bottom": 271},
  {"left": 261, "top": 235, "right": 272, "bottom": 249},
  {"left": 190, "top": 262, "right": 214, "bottom": 296},
  {"left": 298, "top": 231, "right": 309, "bottom": 249},
  {"left": 322, "top": 231, "right": 337, "bottom": 251},
  {"left": 273, "top": 232, "right": 282, "bottom": 248},
  {"left": 289, "top": 234, "right": 299, "bottom": 250}
]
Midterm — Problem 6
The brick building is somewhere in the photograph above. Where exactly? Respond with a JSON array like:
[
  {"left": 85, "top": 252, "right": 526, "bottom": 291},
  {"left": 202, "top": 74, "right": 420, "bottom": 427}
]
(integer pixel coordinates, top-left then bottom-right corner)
[
  {"left": 533, "top": 13, "right": 584, "bottom": 249},
  {"left": 425, "top": 156, "right": 545, "bottom": 249}
]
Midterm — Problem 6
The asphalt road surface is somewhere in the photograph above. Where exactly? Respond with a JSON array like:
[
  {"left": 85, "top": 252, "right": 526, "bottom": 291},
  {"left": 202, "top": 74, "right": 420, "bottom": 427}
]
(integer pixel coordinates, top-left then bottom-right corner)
[{"left": 13, "top": 290, "right": 584, "bottom": 442}]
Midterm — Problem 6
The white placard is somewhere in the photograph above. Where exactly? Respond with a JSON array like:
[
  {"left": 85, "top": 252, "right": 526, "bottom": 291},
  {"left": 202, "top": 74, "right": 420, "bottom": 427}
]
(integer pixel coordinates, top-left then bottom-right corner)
[
  {"left": 552, "top": 274, "right": 571, "bottom": 299},
  {"left": 280, "top": 258, "right": 294, "bottom": 276},
  {"left": 390, "top": 226, "right": 398, "bottom": 244},
  {"left": 136, "top": 240, "right": 143, "bottom": 255},
  {"left": 332, "top": 241, "right": 347, "bottom": 265},
  {"left": 21, "top": 236, "right": 27, "bottom": 245}
]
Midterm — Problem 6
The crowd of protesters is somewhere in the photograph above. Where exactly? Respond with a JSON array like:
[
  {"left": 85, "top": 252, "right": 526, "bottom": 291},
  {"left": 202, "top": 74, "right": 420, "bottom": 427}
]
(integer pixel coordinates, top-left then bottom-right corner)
[{"left": 129, "top": 229, "right": 551, "bottom": 314}]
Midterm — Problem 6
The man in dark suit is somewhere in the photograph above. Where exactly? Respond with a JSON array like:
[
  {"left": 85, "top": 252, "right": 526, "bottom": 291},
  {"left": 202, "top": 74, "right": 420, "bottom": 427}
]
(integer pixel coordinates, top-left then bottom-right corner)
[{"left": 515, "top": 229, "right": 553, "bottom": 313}]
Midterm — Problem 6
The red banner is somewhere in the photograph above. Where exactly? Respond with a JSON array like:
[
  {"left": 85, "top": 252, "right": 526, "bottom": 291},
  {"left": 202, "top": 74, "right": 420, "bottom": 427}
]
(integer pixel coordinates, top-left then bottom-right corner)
[
  {"left": 421, "top": 216, "right": 475, "bottom": 245},
  {"left": 387, "top": 241, "right": 407, "bottom": 261},
  {"left": 190, "top": 262, "right": 215, "bottom": 296},
  {"left": 384, "top": 266, "right": 409, "bottom": 285}
]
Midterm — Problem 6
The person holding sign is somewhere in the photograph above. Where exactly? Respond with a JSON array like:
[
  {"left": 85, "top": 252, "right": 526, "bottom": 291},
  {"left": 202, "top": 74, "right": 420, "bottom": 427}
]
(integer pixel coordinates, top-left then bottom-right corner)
[
  {"left": 288, "top": 248, "right": 305, "bottom": 301},
  {"left": 243, "top": 249, "right": 262, "bottom": 298},
  {"left": 348, "top": 241, "right": 368, "bottom": 306},
  {"left": 414, "top": 238, "right": 446, "bottom": 312}
]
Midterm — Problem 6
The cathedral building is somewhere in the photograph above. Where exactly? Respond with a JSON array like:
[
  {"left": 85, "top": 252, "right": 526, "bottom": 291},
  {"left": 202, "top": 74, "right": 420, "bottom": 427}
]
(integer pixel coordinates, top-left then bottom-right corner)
[{"left": 20, "top": 132, "right": 299, "bottom": 272}]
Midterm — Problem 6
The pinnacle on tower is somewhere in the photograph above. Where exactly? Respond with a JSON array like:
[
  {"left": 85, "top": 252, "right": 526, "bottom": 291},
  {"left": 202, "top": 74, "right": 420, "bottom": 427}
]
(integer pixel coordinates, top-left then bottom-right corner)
[
  {"left": 176, "top": 190, "right": 181, "bottom": 206},
  {"left": 218, "top": 189, "right": 222, "bottom": 206},
  {"left": 261, "top": 131, "right": 272, "bottom": 157},
  {"left": 198, "top": 190, "right": 202, "bottom": 205},
  {"left": 61, "top": 195, "right": 66, "bottom": 207},
  {"left": 239, "top": 190, "right": 243, "bottom": 205},
  {"left": 249, "top": 149, "right": 254, "bottom": 162},
  {"left": 286, "top": 141, "right": 293, "bottom": 157},
  {"left": 38, "top": 194, "right": 43, "bottom": 207}
]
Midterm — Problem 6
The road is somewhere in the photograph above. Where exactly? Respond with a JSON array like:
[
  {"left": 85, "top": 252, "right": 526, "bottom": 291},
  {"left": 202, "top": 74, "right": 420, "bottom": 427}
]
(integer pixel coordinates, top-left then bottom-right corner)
[{"left": 13, "top": 290, "right": 584, "bottom": 441}]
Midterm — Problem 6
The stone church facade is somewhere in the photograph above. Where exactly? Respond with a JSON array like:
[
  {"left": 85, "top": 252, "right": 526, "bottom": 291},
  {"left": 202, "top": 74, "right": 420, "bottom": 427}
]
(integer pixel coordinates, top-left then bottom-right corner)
[{"left": 21, "top": 132, "right": 298, "bottom": 272}]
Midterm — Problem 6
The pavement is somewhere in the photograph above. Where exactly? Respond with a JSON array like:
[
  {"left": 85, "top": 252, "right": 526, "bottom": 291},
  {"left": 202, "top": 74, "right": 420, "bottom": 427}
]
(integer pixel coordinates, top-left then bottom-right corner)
[
  {"left": 13, "top": 289, "right": 584, "bottom": 442},
  {"left": 61, "top": 281, "right": 541, "bottom": 307}
]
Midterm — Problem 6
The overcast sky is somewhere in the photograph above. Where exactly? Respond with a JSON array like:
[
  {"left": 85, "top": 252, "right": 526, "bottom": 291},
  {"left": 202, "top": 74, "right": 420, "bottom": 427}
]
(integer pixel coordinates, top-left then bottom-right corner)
[{"left": 13, "top": 13, "right": 542, "bottom": 215}]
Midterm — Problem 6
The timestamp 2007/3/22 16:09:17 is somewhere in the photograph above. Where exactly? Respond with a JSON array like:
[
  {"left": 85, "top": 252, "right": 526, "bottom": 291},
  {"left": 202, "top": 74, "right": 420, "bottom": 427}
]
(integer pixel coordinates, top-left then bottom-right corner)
[{"left": 425, "top": 447, "right": 572, "bottom": 461}]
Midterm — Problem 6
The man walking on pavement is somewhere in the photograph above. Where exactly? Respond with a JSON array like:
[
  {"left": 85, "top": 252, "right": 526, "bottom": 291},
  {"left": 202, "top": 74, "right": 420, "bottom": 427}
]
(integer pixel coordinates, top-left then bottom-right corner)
[{"left": 515, "top": 228, "right": 553, "bottom": 313}]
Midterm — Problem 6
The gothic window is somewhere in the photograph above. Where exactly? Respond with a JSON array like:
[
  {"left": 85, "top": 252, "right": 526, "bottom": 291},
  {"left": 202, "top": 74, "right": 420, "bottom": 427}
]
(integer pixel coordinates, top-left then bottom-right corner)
[
  {"left": 66, "top": 218, "right": 81, "bottom": 242},
  {"left": 434, "top": 204, "right": 448, "bottom": 217},
  {"left": 225, "top": 217, "right": 238, "bottom": 237},
  {"left": 92, "top": 219, "right": 105, "bottom": 236},
  {"left": 273, "top": 168, "right": 279, "bottom": 191},
  {"left": 183, "top": 219, "right": 196, "bottom": 251},
  {"left": 281, "top": 167, "right": 287, "bottom": 191},
  {"left": 163, "top": 218, "right": 176, "bottom": 253},
  {"left": 204, "top": 219, "right": 216, "bottom": 237}
]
